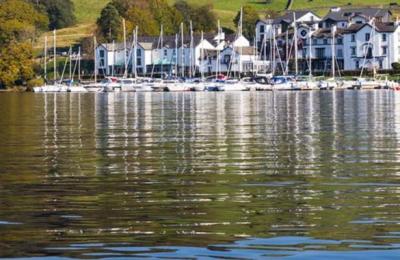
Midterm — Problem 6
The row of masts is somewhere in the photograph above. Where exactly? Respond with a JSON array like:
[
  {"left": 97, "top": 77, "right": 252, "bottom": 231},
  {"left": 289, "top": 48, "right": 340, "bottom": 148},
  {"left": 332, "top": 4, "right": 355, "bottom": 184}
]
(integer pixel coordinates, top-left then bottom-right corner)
[
  {"left": 43, "top": 30, "right": 82, "bottom": 85},
  {"left": 43, "top": 8, "right": 379, "bottom": 85}
]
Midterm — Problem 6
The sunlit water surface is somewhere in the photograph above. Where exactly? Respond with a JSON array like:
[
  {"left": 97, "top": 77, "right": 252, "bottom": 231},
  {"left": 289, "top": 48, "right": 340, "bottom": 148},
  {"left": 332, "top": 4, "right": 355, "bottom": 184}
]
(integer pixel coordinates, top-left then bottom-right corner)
[{"left": 1, "top": 91, "right": 400, "bottom": 259}]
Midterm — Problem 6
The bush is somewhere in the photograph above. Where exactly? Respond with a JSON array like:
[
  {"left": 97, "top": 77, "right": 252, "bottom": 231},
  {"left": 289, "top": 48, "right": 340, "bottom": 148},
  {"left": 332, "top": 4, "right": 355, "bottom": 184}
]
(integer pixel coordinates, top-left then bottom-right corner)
[
  {"left": 27, "top": 78, "right": 44, "bottom": 89},
  {"left": 392, "top": 62, "right": 400, "bottom": 71}
]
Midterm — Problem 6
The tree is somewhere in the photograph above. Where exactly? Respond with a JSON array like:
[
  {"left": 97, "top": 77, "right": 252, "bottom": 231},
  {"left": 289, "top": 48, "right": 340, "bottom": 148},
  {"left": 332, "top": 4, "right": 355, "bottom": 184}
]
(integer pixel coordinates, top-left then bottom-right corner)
[
  {"left": 148, "top": 0, "right": 182, "bottom": 35},
  {"left": 233, "top": 5, "right": 260, "bottom": 41},
  {"left": 190, "top": 4, "right": 216, "bottom": 32},
  {"left": 0, "top": 41, "right": 35, "bottom": 88},
  {"left": 33, "top": 0, "right": 76, "bottom": 29},
  {"left": 174, "top": 1, "right": 216, "bottom": 33},
  {"left": 97, "top": 3, "right": 122, "bottom": 42},
  {"left": 0, "top": 0, "right": 48, "bottom": 44},
  {"left": 110, "top": 0, "right": 149, "bottom": 17},
  {"left": 125, "top": 7, "right": 158, "bottom": 36}
]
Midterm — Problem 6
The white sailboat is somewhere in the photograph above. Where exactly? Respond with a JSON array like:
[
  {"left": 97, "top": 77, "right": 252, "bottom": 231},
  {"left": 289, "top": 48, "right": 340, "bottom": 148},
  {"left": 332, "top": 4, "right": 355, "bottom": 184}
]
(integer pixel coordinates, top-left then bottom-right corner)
[
  {"left": 83, "top": 36, "right": 105, "bottom": 92},
  {"left": 220, "top": 7, "right": 250, "bottom": 92},
  {"left": 34, "top": 31, "right": 63, "bottom": 92}
]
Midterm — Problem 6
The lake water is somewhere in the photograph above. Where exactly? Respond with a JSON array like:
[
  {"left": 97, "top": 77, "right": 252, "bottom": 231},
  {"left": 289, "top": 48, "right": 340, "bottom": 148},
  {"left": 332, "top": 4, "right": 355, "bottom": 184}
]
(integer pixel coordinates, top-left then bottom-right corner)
[{"left": 1, "top": 91, "right": 400, "bottom": 259}]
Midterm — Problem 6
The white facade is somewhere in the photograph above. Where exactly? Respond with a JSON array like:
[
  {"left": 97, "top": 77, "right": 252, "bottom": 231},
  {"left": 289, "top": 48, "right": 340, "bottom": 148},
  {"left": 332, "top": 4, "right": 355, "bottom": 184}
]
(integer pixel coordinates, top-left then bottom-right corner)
[
  {"left": 96, "top": 43, "right": 147, "bottom": 75},
  {"left": 343, "top": 23, "right": 400, "bottom": 71}
]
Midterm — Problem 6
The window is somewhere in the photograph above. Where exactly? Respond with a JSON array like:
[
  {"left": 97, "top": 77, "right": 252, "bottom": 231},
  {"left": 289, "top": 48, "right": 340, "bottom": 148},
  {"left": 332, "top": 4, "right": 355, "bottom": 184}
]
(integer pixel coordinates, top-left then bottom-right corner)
[
  {"left": 313, "top": 39, "right": 317, "bottom": 45},
  {"left": 351, "top": 34, "right": 356, "bottom": 42},
  {"left": 337, "top": 49, "right": 343, "bottom": 58},
  {"left": 355, "top": 60, "right": 359, "bottom": 69},
  {"left": 351, "top": 47, "right": 356, "bottom": 56},
  {"left": 382, "top": 46, "right": 387, "bottom": 55},
  {"left": 382, "top": 34, "right": 387, "bottom": 42},
  {"left": 337, "top": 38, "right": 343, "bottom": 45},
  {"left": 223, "top": 55, "right": 230, "bottom": 64},
  {"left": 316, "top": 48, "right": 325, "bottom": 58},
  {"left": 260, "top": 25, "right": 265, "bottom": 33},
  {"left": 365, "top": 33, "right": 370, "bottom": 41},
  {"left": 136, "top": 49, "right": 141, "bottom": 57},
  {"left": 323, "top": 39, "right": 328, "bottom": 45},
  {"left": 164, "top": 49, "right": 168, "bottom": 56},
  {"left": 99, "top": 50, "right": 105, "bottom": 58},
  {"left": 379, "top": 60, "right": 383, "bottom": 69},
  {"left": 137, "top": 58, "right": 142, "bottom": 66}
]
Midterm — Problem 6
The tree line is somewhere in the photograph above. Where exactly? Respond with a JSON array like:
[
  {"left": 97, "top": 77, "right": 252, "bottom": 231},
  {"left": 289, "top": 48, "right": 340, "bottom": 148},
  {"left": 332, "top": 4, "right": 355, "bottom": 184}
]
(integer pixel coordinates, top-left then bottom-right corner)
[
  {"left": 0, "top": 0, "right": 76, "bottom": 89},
  {"left": 96, "top": 0, "right": 219, "bottom": 42}
]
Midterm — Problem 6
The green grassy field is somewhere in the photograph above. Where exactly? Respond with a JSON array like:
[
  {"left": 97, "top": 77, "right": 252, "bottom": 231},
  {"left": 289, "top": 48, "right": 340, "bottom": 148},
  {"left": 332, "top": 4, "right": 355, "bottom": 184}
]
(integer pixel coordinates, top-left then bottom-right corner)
[{"left": 73, "top": 0, "right": 109, "bottom": 24}]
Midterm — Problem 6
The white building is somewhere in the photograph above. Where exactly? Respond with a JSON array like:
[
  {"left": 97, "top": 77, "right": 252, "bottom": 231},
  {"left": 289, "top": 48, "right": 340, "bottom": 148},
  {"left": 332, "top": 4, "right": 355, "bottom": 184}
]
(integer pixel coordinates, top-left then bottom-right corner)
[
  {"left": 343, "top": 21, "right": 400, "bottom": 71},
  {"left": 95, "top": 32, "right": 261, "bottom": 77}
]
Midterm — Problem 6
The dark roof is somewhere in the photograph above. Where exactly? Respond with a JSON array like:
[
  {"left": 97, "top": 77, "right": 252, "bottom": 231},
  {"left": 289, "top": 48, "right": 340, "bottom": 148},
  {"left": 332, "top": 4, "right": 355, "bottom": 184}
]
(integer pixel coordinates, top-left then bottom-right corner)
[
  {"left": 323, "top": 8, "right": 391, "bottom": 22},
  {"left": 344, "top": 22, "right": 397, "bottom": 33},
  {"left": 256, "top": 19, "right": 273, "bottom": 24},
  {"left": 273, "top": 10, "right": 319, "bottom": 24},
  {"left": 99, "top": 33, "right": 246, "bottom": 51},
  {"left": 223, "top": 46, "right": 257, "bottom": 55},
  {"left": 312, "top": 28, "right": 345, "bottom": 38},
  {"left": 137, "top": 34, "right": 216, "bottom": 49}
]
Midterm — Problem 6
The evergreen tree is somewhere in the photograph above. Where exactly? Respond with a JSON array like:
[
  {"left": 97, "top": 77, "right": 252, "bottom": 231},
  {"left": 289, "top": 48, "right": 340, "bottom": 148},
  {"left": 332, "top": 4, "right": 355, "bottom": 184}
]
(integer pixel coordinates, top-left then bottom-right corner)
[
  {"left": 35, "top": 0, "right": 76, "bottom": 30},
  {"left": 97, "top": 3, "right": 122, "bottom": 42},
  {"left": 174, "top": 1, "right": 216, "bottom": 33}
]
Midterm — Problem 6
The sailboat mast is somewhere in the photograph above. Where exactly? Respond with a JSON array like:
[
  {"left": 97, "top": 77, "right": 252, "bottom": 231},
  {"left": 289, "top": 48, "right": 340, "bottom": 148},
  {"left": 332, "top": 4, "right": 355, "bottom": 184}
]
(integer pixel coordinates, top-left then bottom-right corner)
[
  {"left": 200, "top": 31, "right": 204, "bottom": 80},
  {"left": 135, "top": 26, "right": 138, "bottom": 79},
  {"left": 372, "top": 19, "right": 376, "bottom": 78},
  {"left": 272, "top": 27, "right": 276, "bottom": 75},
  {"left": 160, "top": 24, "right": 164, "bottom": 79},
  {"left": 53, "top": 30, "right": 57, "bottom": 83},
  {"left": 180, "top": 23, "right": 184, "bottom": 78},
  {"left": 132, "top": 29, "right": 136, "bottom": 77},
  {"left": 189, "top": 21, "right": 193, "bottom": 78},
  {"left": 238, "top": 6, "right": 243, "bottom": 77},
  {"left": 69, "top": 46, "right": 72, "bottom": 81},
  {"left": 309, "top": 30, "right": 312, "bottom": 79},
  {"left": 112, "top": 40, "right": 115, "bottom": 77},
  {"left": 285, "top": 30, "right": 289, "bottom": 75},
  {"left": 216, "top": 20, "right": 221, "bottom": 79},
  {"left": 123, "top": 18, "right": 127, "bottom": 78},
  {"left": 331, "top": 25, "right": 336, "bottom": 78},
  {"left": 78, "top": 46, "right": 81, "bottom": 82},
  {"left": 175, "top": 34, "right": 178, "bottom": 78},
  {"left": 94, "top": 36, "right": 97, "bottom": 83},
  {"left": 44, "top": 36, "right": 47, "bottom": 83},
  {"left": 293, "top": 13, "right": 298, "bottom": 76}
]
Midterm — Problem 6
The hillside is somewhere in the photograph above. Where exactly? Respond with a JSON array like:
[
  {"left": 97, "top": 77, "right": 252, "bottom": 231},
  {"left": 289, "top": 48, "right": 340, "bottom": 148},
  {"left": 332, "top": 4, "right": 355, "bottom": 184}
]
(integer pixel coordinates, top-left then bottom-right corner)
[{"left": 35, "top": 0, "right": 399, "bottom": 49}]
